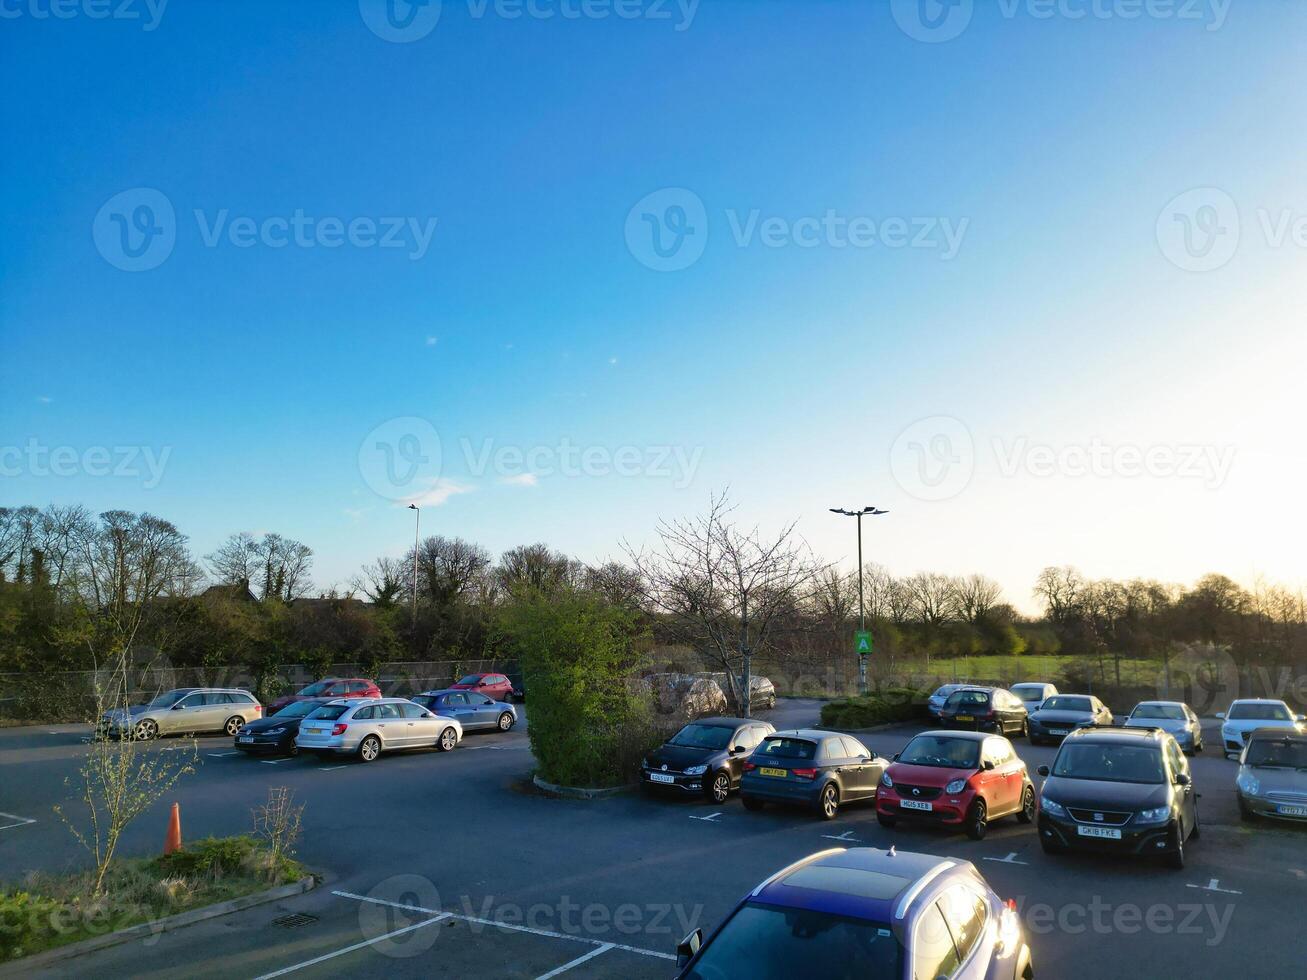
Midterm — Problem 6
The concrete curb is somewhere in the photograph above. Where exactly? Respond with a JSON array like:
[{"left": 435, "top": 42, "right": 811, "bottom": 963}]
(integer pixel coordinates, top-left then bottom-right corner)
[
  {"left": 531, "top": 774, "right": 633, "bottom": 800},
  {"left": 0, "top": 875, "right": 317, "bottom": 974}
]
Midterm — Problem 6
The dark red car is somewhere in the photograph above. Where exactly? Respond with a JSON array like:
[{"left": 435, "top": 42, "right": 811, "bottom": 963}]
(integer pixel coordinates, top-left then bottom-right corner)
[
  {"left": 875, "top": 730, "right": 1035, "bottom": 840},
  {"left": 449, "top": 672, "right": 515, "bottom": 703},
  {"left": 268, "top": 677, "right": 381, "bottom": 714}
]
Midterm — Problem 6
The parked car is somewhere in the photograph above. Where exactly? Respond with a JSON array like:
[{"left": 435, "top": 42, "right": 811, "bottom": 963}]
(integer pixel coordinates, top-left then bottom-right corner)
[
  {"left": 410, "top": 689, "right": 518, "bottom": 733},
  {"left": 673, "top": 846, "right": 1033, "bottom": 980},
  {"left": 1036, "top": 726, "right": 1198, "bottom": 869},
  {"left": 938, "top": 687, "right": 1029, "bottom": 738},
  {"left": 234, "top": 697, "right": 333, "bottom": 755},
  {"left": 1218, "top": 699, "right": 1305, "bottom": 757},
  {"left": 98, "top": 688, "right": 263, "bottom": 740},
  {"left": 1235, "top": 728, "right": 1307, "bottom": 823},
  {"left": 926, "top": 683, "right": 969, "bottom": 720},
  {"left": 267, "top": 677, "right": 380, "bottom": 714},
  {"left": 740, "top": 729, "right": 888, "bottom": 820},
  {"left": 749, "top": 675, "right": 777, "bottom": 710},
  {"left": 641, "top": 717, "right": 776, "bottom": 803},
  {"left": 295, "top": 697, "right": 462, "bottom": 761},
  {"left": 449, "top": 672, "right": 515, "bottom": 703},
  {"left": 1010, "top": 682, "right": 1058, "bottom": 712},
  {"left": 641, "top": 673, "right": 729, "bottom": 720},
  {"left": 1027, "top": 694, "right": 1113, "bottom": 745},
  {"left": 1124, "top": 700, "right": 1203, "bottom": 753},
  {"left": 877, "top": 731, "right": 1035, "bottom": 840}
]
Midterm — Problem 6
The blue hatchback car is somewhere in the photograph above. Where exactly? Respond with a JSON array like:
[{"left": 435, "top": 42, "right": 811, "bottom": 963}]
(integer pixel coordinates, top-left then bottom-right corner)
[{"left": 674, "top": 846, "right": 1033, "bottom": 980}]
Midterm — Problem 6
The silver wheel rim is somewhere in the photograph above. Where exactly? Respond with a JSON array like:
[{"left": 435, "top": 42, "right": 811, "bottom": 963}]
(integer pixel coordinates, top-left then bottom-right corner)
[
  {"left": 713, "top": 775, "right": 729, "bottom": 801},
  {"left": 1023, "top": 789, "right": 1034, "bottom": 818},
  {"left": 362, "top": 738, "right": 379, "bottom": 761},
  {"left": 135, "top": 721, "right": 153, "bottom": 740},
  {"left": 823, "top": 787, "right": 837, "bottom": 817},
  {"left": 226, "top": 717, "right": 241, "bottom": 736},
  {"left": 499, "top": 714, "right": 512, "bottom": 730},
  {"left": 442, "top": 729, "right": 456, "bottom": 750}
]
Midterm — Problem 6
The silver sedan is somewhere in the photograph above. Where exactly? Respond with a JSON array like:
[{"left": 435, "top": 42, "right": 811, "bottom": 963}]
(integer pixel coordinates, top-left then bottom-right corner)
[{"left": 295, "top": 698, "right": 463, "bottom": 762}]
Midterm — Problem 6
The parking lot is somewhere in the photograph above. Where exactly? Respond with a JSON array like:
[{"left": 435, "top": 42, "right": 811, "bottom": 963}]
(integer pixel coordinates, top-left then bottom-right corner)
[{"left": 2, "top": 699, "right": 1305, "bottom": 979}]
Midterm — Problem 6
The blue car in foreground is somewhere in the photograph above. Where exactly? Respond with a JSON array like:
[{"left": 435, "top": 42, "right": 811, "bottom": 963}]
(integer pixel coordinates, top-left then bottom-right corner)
[{"left": 674, "top": 846, "right": 1032, "bottom": 980}]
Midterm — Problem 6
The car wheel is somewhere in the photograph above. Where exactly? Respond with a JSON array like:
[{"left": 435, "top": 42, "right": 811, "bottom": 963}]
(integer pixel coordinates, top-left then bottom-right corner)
[
  {"left": 497, "top": 712, "right": 515, "bottom": 732},
  {"left": 438, "top": 727, "right": 458, "bottom": 751},
  {"left": 1189, "top": 806, "right": 1200, "bottom": 840},
  {"left": 358, "top": 735, "right": 382, "bottom": 763},
  {"left": 1017, "top": 785, "right": 1036, "bottom": 824},
  {"left": 742, "top": 796, "right": 765, "bottom": 812},
  {"left": 1039, "top": 835, "right": 1063, "bottom": 856},
  {"left": 1019, "top": 718, "right": 1029, "bottom": 739},
  {"left": 132, "top": 719, "right": 158, "bottom": 741},
  {"left": 224, "top": 716, "right": 244, "bottom": 737},
  {"left": 708, "top": 771, "right": 731, "bottom": 804},
  {"left": 1193, "top": 739, "right": 1203, "bottom": 754},
  {"left": 965, "top": 799, "right": 988, "bottom": 840},
  {"left": 766, "top": 696, "right": 776, "bottom": 710},
  {"left": 818, "top": 783, "right": 840, "bottom": 820},
  {"left": 877, "top": 812, "right": 897, "bottom": 828},
  {"left": 1238, "top": 798, "right": 1256, "bottom": 823},
  {"left": 1165, "top": 822, "right": 1186, "bottom": 869}
]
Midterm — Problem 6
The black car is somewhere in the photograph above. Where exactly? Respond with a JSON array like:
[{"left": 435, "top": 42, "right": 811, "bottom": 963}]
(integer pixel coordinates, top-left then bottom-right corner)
[
  {"left": 1028, "top": 694, "right": 1114, "bottom": 745},
  {"left": 938, "top": 686, "right": 1029, "bottom": 738},
  {"left": 642, "top": 718, "right": 777, "bottom": 803},
  {"left": 740, "top": 729, "right": 889, "bottom": 820},
  {"left": 234, "top": 697, "right": 333, "bottom": 756},
  {"left": 1036, "top": 726, "right": 1199, "bottom": 869}
]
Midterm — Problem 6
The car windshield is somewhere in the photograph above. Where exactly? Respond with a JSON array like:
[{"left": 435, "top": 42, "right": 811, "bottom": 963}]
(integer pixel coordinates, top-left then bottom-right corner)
[
  {"left": 931, "top": 685, "right": 961, "bottom": 698},
  {"left": 1244, "top": 739, "right": 1307, "bottom": 769},
  {"left": 146, "top": 690, "right": 189, "bottom": 708},
  {"left": 299, "top": 681, "right": 333, "bottom": 696},
  {"left": 1053, "top": 743, "right": 1165, "bottom": 784},
  {"left": 1229, "top": 703, "right": 1292, "bottom": 721},
  {"left": 945, "top": 690, "right": 990, "bottom": 708},
  {"left": 456, "top": 675, "right": 483, "bottom": 686},
  {"left": 897, "top": 735, "right": 980, "bottom": 769},
  {"left": 669, "top": 724, "right": 734, "bottom": 750},
  {"left": 274, "top": 701, "right": 321, "bottom": 718},
  {"left": 1011, "top": 685, "right": 1046, "bottom": 700},
  {"left": 757, "top": 737, "right": 817, "bottom": 761},
  {"left": 1042, "top": 697, "right": 1092, "bottom": 712},
  {"left": 683, "top": 903, "right": 902, "bottom": 980},
  {"left": 1131, "top": 704, "right": 1186, "bottom": 721},
  {"left": 304, "top": 704, "right": 350, "bottom": 721}
]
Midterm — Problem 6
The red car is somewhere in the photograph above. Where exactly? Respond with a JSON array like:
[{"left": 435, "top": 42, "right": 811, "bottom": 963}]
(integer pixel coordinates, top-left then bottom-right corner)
[
  {"left": 875, "top": 730, "right": 1035, "bottom": 840},
  {"left": 449, "top": 672, "right": 515, "bottom": 703},
  {"left": 268, "top": 677, "right": 381, "bottom": 714}
]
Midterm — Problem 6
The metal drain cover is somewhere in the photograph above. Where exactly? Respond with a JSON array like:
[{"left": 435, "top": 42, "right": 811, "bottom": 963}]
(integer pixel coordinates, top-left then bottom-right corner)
[{"left": 272, "top": 912, "right": 319, "bottom": 929}]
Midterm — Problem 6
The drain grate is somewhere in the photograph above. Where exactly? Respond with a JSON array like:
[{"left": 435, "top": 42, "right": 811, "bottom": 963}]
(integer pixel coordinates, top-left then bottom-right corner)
[{"left": 272, "top": 913, "right": 319, "bottom": 929}]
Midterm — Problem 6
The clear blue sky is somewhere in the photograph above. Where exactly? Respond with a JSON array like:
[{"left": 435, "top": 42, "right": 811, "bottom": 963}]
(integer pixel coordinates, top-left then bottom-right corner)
[{"left": 3, "top": 1, "right": 1304, "bottom": 610}]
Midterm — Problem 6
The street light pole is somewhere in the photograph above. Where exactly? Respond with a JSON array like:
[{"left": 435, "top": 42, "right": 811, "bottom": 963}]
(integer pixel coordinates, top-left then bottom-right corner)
[
  {"left": 829, "top": 505, "right": 888, "bottom": 696},
  {"left": 407, "top": 504, "right": 420, "bottom": 629}
]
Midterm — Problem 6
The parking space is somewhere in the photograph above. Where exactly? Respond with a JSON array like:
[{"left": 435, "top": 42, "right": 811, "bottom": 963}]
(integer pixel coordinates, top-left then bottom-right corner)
[{"left": 6, "top": 703, "right": 1307, "bottom": 978}]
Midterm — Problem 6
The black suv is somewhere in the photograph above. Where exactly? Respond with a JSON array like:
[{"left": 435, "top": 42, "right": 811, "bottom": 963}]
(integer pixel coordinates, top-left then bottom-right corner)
[
  {"left": 642, "top": 717, "right": 776, "bottom": 803},
  {"left": 1037, "top": 726, "right": 1198, "bottom": 869},
  {"left": 938, "top": 686, "right": 1029, "bottom": 738}
]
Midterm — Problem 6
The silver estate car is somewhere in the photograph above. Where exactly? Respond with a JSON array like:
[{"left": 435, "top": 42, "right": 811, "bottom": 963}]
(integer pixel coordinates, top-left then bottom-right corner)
[
  {"left": 295, "top": 697, "right": 463, "bottom": 762},
  {"left": 1124, "top": 700, "right": 1204, "bottom": 753},
  {"left": 99, "top": 688, "right": 263, "bottom": 740}
]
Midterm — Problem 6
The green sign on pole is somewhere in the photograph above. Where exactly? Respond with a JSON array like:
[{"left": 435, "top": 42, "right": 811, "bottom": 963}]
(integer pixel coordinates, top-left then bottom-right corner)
[{"left": 854, "top": 630, "right": 873, "bottom": 656}]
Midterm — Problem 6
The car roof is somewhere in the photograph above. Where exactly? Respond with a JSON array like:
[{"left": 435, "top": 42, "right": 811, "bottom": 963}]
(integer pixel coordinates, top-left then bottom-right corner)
[
  {"left": 1134, "top": 700, "right": 1184, "bottom": 707},
  {"left": 1064, "top": 725, "right": 1165, "bottom": 745},
  {"left": 914, "top": 729, "right": 990, "bottom": 743},
  {"left": 1245, "top": 727, "right": 1307, "bottom": 742},
  {"left": 1230, "top": 699, "right": 1290, "bottom": 706},
  {"left": 767, "top": 728, "right": 838, "bottom": 741},
  {"left": 751, "top": 847, "right": 965, "bottom": 924},
  {"left": 1012, "top": 682, "right": 1053, "bottom": 688},
  {"left": 687, "top": 717, "right": 755, "bottom": 728}
]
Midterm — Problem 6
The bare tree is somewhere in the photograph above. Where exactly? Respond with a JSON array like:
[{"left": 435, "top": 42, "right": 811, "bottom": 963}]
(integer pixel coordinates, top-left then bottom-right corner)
[
  {"left": 583, "top": 561, "right": 644, "bottom": 610},
  {"left": 352, "top": 556, "right": 406, "bottom": 608},
  {"left": 206, "top": 531, "right": 260, "bottom": 586},
  {"left": 952, "top": 573, "right": 1004, "bottom": 624},
  {"left": 903, "top": 572, "right": 958, "bottom": 628},
  {"left": 250, "top": 533, "right": 313, "bottom": 601},
  {"left": 627, "top": 493, "right": 827, "bottom": 716},
  {"left": 410, "top": 535, "right": 492, "bottom": 606},
  {"left": 1033, "top": 565, "right": 1084, "bottom": 626},
  {"left": 496, "top": 543, "right": 579, "bottom": 597}
]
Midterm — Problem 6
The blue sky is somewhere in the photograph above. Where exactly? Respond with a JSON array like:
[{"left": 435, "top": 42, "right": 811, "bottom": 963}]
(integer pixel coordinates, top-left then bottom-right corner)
[{"left": 3, "top": 0, "right": 1305, "bottom": 610}]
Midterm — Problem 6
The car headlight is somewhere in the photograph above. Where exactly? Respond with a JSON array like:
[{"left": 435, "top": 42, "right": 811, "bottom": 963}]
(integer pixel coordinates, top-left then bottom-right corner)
[
  {"left": 1237, "top": 772, "right": 1260, "bottom": 795},
  {"left": 944, "top": 778, "right": 967, "bottom": 794},
  {"left": 880, "top": 771, "right": 894, "bottom": 788},
  {"left": 263, "top": 727, "right": 285, "bottom": 736},
  {"left": 1040, "top": 796, "right": 1067, "bottom": 818},
  {"left": 683, "top": 764, "right": 707, "bottom": 776},
  {"left": 1136, "top": 805, "right": 1172, "bottom": 824}
]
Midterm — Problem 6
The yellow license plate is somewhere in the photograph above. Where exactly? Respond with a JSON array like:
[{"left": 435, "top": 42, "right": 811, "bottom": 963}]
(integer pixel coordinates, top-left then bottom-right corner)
[
  {"left": 956, "top": 716, "right": 973, "bottom": 722},
  {"left": 759, "top": 767, "right": 788, "bottom": 777}
]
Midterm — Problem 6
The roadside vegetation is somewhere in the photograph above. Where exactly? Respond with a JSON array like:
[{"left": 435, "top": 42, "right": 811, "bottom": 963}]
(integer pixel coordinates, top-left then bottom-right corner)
[{"left": 819, "top": 687, "right": 931, "bottom": 730}]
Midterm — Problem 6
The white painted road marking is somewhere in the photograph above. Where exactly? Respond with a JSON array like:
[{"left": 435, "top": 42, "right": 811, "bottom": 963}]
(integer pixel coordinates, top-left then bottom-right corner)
[
  {"left": 251, "top": 912, "right": 451, "bottom": 979},
  {"left": 0, "top": 812, "right": 37, "bottom": 832},
  {"left": 821, "top": 830, "right": 861, "bottom": 843},
  {"left": 260, "top": 759, "right": 290, "bottom": 765},
  {"left": 1187, "top": 878, "right": 1241, "bottom": 895},
  {"left": 983, "top": 852, "right": 1030, "bottom": 866},
  {"left": 207, "top": 751, "right": 240, "bottom": 758},
  {"left": 333, "top": 890, "right": 675, "bottom": 961},
  {"left": 534, "top": 942, "right": 614, "bottom": 979},
  {"left": 318, "top": 765, "right": 348, "bottom": 772},
  {"left": 689, "top": 811, "right": 723, "bottom": 822}
]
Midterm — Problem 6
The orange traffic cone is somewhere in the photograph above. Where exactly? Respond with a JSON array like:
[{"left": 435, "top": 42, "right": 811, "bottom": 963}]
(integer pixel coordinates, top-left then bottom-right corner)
[{"left": 164, "top": 802, "right": 182, "bottom": 855}]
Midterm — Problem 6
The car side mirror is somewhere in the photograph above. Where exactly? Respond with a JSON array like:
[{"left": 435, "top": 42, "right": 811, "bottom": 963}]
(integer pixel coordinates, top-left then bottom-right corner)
[
  {"left": 1215, "top": 712, "right": 1225, "bottom": 720},
  {"left": 1297, "top": 714, "right": 1306, "bottom": 723},
  {"left": 676, "top": 928, "right": 703, "bottom": 967},
  {"left": 1175, "top": 772, "right": 1191, "bottom": 786},
  {"left": 172, "top": 703, "right": 185, "bottom": 710},
  {"left": 1037, "top": 765, "right": 1050, "bottom": 777},
  {"left": 859, "top": 755, "right": 871, "bottom": 764},
  {"left": 982, "top": 760, "right": 995, "bottom": 771},
  {"left": 730, "top": 745, "right": 745, "bottom": 754},
  {"left": 892, "top": 753, "right": 900, "bottom": 762}
]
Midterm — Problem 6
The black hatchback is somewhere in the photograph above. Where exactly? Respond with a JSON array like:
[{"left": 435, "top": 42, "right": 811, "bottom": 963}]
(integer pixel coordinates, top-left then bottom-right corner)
[
  {"left": 642, "top": 718, "right": 776, "bottom": 803},
  {"left": 234, "top": 697, "right": 333, "bottom": 756},
  {"left": 938, "top": 686, "right": 1029, "bottom": 739}
]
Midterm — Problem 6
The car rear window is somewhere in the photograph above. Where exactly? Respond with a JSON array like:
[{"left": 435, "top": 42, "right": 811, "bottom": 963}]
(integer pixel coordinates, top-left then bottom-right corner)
[
  {"left": 947, "top": 690, "right": 991, "bottom": 708},
  {"left": 757, "top": 737, "right": 817, "bottom": 760},
  {"left": 305, "top": 704, "right": 349, "bottom": 721},
  {"left": 1011, "top": 685, "right": 1045, "bottom": 699}
]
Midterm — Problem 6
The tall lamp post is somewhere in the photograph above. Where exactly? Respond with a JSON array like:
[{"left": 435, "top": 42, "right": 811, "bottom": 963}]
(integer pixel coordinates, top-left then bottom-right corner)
[
  {"left": 407, "top": 504, "right": 420, "bottom": 629},
  {"left": 829, "top": 506, "right": 889, "bottom": 695}
]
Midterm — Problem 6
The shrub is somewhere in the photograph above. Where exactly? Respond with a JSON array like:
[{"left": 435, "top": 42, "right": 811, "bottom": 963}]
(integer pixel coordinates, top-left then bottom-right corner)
[
  {"left": 153, "top": 835, "right": 256, "bottom": 878},
  {"left": 820, "top": 686, "right": 930, "bottom": 729},
  {"left": 0, "top": 890, "right": 64, "bottom": 961}
]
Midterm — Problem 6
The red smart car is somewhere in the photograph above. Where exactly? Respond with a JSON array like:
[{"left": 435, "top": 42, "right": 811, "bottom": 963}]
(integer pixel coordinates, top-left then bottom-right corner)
[
  {"left": 876, "top": 730, "right": 1035, "bottom": 840},
  {"left": 449, "top": 672, "right": 515, "bottom": 703},
  {"left": 268, "top": 677, "right": 381, "bottom": 714}
]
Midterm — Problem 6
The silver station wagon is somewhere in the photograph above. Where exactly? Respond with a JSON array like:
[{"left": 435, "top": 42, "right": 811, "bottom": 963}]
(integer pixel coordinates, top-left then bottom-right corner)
[{"left": 295, "top": 697, "right": 463, "bottom": 762}]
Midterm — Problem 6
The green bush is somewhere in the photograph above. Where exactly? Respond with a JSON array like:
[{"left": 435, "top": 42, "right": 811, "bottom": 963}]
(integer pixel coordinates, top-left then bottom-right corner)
[
  {"left": 499, "top": 590, "right": 658, "bottom": 788},
  {"left": 153, "top": 835, "right": 256, "bottom": 877},
  {"left": 820, "top": 687, "right": 930, "bottom": 729},
  {"left": 0, "top": 890, "right": 64, "bottom": 961}
]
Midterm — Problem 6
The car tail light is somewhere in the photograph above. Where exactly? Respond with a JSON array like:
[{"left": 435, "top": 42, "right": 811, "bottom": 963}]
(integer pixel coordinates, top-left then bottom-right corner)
[
  {"left": 743, "top": 762, "right": 756, "bottom": 772},
  {"left": 331, "top": 723, "right": 348, "bottom": 736},
  {"left": 791, "top": 767, "right": 817, "bottom": 780},
  {"left": 253, "top": 706, "right": 263, "bottom": 715}
]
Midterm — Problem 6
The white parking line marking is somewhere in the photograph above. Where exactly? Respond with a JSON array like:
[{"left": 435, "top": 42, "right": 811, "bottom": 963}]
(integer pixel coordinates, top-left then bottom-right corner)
[
  {"left": 1187, "top": 878, "right": 1241, "bottom": 895},
  {"left": 0, "top": 813, "right": 37, "bottom": 832},
  {"left": 688, "top": 812, "right": 723, "bottom": 822},
  {"left": 333, "top": 891, "right": 676, "bottom": 961},
  {"left": 983, "top": 852, "right": 1029, "bottom": 866},
  {"left": 251, "top": 912, "right": 451, "bottom": 979},
  {"left": 207, "top": 752, "right": 240, "bottom": 758},
  {"left": 821, "top": 830, "right": 861, "bottom": 842},
  {"left": 534, "top": 942, "right": 614, "bottom": 979},
  {"left": 260, "top": 759, "right": 290, "bottom": 765},
  {"left": 318, "top": 765, "right": 348, "bottom": 772}
]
